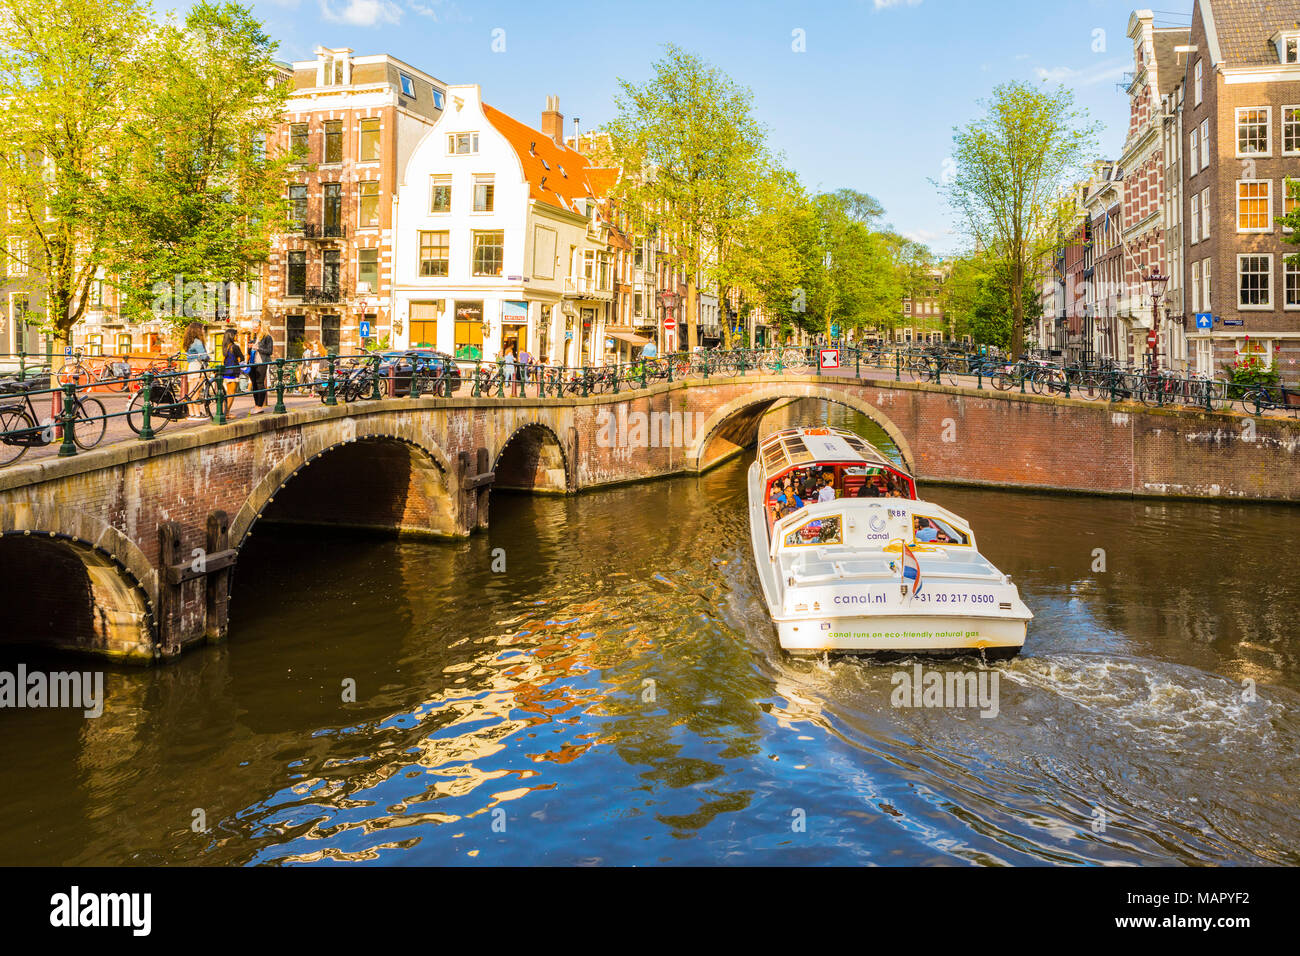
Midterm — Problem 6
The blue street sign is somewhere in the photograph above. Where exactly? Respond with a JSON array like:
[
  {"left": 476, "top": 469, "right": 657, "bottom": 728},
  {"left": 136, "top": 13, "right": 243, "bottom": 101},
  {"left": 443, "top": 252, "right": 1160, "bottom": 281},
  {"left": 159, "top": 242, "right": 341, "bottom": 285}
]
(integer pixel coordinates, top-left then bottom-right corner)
[
  {"left": 1195, "top": 312, "right": 1213, "bottom": 330},
  {"left": 359, "top": 320, "right": 371, "bottom": 339},
  {"left": 65, "top": 346, "right": 72, "bottom": 356},
  {"left": 1223, "top": 319, "right": 1244, "bottom": 327}
]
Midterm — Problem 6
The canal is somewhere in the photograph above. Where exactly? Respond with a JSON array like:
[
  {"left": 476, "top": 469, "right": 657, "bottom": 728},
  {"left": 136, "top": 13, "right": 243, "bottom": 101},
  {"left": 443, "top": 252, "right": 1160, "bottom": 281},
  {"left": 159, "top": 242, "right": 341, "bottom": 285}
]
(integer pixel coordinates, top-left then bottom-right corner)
[{"left": 1, "top": 398, "right": 1298, "bottom": 865}]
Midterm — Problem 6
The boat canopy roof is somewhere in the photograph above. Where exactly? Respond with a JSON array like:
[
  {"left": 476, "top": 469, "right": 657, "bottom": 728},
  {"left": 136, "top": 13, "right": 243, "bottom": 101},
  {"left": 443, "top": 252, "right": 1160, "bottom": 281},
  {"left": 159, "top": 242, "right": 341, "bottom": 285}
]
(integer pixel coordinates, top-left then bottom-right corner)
[{"left": 757, "top": 426, "right": 905, "bottom": 479}]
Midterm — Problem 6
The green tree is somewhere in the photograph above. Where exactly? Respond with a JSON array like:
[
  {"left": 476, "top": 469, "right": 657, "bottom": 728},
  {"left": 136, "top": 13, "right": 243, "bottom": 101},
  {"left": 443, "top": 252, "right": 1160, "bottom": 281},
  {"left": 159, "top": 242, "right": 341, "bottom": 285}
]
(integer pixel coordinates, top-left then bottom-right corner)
[
  {"left": 107, "top": 2, "right": 289, "bottom": 328},
  {"left": 0, "top": 0, "right": 153, "bottom": 341},
  {"left": 942, "top": 249, "right": 1041, "bottom": 350},
  {"left": 606, "top": 45, "right": 766, "bottom": 351},
  {"left": 939, "top": 81, "right": 1097, "bottom": 359}
]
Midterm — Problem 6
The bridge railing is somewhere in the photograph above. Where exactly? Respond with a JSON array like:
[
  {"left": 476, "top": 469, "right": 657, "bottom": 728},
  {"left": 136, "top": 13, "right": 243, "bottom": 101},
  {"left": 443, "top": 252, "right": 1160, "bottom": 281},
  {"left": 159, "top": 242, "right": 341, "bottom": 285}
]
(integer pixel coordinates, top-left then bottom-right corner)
[{"left": 0, "top": 346, "right": 1294, "bottom": 468}]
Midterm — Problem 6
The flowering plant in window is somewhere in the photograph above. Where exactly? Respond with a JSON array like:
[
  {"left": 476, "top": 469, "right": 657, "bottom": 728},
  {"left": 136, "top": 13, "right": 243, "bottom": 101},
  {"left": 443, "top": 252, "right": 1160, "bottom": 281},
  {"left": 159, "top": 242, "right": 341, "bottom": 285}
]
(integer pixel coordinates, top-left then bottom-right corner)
[{"left": 1223, "top": 335, "right": 1279, "bottom": 396}]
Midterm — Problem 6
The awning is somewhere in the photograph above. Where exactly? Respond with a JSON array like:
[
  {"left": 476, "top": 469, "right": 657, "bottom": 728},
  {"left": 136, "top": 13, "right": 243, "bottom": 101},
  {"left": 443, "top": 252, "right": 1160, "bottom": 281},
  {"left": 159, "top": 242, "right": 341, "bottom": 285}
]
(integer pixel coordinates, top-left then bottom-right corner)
[{"left": 608, "top": 331, "right": 650, "bottom": 346}]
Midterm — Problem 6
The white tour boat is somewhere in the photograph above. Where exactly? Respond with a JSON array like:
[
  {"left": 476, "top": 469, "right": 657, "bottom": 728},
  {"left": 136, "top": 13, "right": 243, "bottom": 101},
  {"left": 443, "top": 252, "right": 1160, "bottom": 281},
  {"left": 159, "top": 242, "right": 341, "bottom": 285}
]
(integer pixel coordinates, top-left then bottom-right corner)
[{"left": 748, "top": 426, "right": 1032, "bottom": 657}]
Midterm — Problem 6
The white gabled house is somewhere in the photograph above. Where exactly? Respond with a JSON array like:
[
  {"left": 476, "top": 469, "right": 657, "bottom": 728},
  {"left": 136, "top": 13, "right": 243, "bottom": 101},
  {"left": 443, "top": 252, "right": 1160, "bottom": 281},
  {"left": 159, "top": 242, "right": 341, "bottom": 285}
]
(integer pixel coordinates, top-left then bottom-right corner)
[{"left": 392, "top": 86, "right": 619, "bottom": 366}]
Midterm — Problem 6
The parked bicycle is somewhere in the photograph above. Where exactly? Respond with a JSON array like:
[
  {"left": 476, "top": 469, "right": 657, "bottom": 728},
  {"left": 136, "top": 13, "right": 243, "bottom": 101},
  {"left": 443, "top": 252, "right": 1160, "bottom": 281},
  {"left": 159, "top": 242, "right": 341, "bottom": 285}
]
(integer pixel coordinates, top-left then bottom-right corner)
[
  {"left": 125, "top": 361, "right": 224, "bottom": 435},
  {"left": 0, "top": 376, "right": 107, "bottom": 465}
]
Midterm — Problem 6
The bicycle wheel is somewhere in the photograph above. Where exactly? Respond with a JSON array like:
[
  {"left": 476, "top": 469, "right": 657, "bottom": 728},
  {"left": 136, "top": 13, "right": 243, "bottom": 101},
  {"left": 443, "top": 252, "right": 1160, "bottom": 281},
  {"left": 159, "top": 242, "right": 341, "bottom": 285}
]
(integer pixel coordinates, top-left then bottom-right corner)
[
  {"left": 126, "top": 387, "right": 172, "bottom": 435},
  {"left": 940, "top": 361, "right": 959, "bottom": 386},
  {"left": 1029, "top": 369, "right": 1047, "bottom": 394},
  {"left": 72, "top": 396, "right": 107, "bottom": 449},
  {"left": 991, "top": 371, "right": 1013, "bottom": 391},
  {"left": 0, "top": 406, "right": 34, "bottom": 466}
]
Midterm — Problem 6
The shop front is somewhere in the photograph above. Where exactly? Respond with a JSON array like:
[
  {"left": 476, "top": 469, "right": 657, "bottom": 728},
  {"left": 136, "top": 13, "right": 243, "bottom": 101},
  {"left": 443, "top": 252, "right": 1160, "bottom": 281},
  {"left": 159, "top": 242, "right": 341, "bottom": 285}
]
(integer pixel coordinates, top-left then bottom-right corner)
[
  {"left": 605, "top": 327, "right": 652, "bottom": 364},
  {"left": 501, "top": 300, "right": 529, "bottom": 357},
  {"left": 454, "top": 300, "right": 485, "bottom": 360}
]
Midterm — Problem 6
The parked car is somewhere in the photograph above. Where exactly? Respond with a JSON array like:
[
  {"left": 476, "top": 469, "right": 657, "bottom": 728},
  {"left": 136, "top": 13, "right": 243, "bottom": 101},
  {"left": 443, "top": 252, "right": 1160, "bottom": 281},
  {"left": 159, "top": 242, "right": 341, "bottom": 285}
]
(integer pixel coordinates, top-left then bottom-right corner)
[{"left": 375, "top": 349, "right": 462, "bottom": 397}]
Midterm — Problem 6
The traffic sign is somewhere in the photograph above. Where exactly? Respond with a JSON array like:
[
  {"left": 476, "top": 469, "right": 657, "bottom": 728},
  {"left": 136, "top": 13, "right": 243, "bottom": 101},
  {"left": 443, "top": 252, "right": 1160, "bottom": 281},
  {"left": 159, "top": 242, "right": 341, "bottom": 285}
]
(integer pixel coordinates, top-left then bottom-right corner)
[
  {"left": 663, "top": 317, "right": 676, "bottom": 329},
  {"left": 1146, "top": 330, "right": 1158, "bottom": 348},
  {"left": 359, "top": 320, "right": 371, "bottom": 339},
  {"left": 819, "top": 348, "right": 840, "bottom": 370},
  {"left": 65, "top": 346, "right": 72, "bottom": 356},
  {"left": 1195, "top": 312, "right": 1213, "bottom": 331}
]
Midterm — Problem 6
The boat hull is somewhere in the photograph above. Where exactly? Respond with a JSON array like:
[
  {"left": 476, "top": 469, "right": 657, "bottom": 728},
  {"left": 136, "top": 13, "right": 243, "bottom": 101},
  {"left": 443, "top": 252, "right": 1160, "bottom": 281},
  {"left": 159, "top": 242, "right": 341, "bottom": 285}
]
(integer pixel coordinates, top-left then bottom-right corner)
[{"left": 777, "top": 613, "right": 1027, "bottom": 657}]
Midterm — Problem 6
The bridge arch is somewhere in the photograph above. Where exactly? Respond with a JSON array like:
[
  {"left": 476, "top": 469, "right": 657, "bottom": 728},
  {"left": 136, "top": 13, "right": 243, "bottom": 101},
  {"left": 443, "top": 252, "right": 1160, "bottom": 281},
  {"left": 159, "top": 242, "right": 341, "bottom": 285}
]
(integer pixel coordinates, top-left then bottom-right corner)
[
  {"left": 0, "top": 506, "right": 155, "bottom": 661},
  {"left": 491, "top": 420, "right": 571, "bottom": 495},
  {"left": 686, "top": 382, "right": 916, "bottom": 474},
  {"left": 233, "top": 419, "right": 460, "bottom": 548}
]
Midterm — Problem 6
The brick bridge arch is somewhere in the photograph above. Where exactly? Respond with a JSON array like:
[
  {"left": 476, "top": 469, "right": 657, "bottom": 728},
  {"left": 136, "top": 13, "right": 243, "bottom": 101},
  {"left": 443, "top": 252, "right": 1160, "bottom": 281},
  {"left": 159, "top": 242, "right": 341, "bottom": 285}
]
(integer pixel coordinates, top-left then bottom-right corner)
[
  {"left": 0, "top": 506, "right": 154, "bottom": 661},
  {"left": 491, "top": 420, "right": 572, "bottom": 495},
  {"left": 233, "top": 418, "right": 459, "bottom": 548},
  {"left": 686, "top": 381, "right": 917, "bottom": 473}
]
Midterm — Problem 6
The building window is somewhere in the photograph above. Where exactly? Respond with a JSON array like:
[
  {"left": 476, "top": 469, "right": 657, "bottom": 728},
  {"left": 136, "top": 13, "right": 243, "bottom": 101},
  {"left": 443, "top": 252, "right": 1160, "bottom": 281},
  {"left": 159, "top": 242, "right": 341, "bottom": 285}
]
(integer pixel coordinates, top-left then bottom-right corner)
[
  {"left": 1284, "top": 180, "right": 1299, "bottom": 233},
  {"left": 1236, "top": 107, "right": 1271, "bottom": 156},
  {"left": 1237, "top": 180, "right": 1272, "bottom": 231},
  {"left": 432, "top": 89, "right": 445, "bottom": 109},
  {"left": 1190, "top": 193, "right": 1200, "bottom": 243},
  {"left": 399, "top": 73, "right": 415, "bottom": 98},
  {"left": 1191, "top": 261, "right": 1201, "bottom": 312},
  {"left": 358, "top": 181, "right": 380, "bottom": 228},
  {"left": 1284, "top": 107, "right": 1300, "bottom": 155},
  {"left": 287, "top": 251, "right": 306, "bottom": 297},
  {"left": 1203, "top": 259, "right": 1211, "bottom": 313},
  {"left": 358, "top": 248, "right": 378, "bottom": 291},
  {"left": 471, "top": 230, "right": 504, "bottom": 276},
  {"left": 286, "top": 315, "right": 306, "bottom": 358},
  {"left": 1284, "top": 35, "right": 1300, "bottom": 64},
  {"left": 448, "top": 132, "right": 479, "bottom": 155},
  {"left": 430, "top": 175, "right": 451, "bottom": 213},
  {"left": 1287, "top": 258, "right": 1300, "bottom": 309},
  {"left": 323, "top": 183, "right": 342, "bottom": 236},
  {"left": 1200, "top": 119, "right": 1209, "bottom": 169},
  {"left": 1194, "top": 60, "right": 1203, "bottom": 106},
  {"left": 1237, "top": 254, "right": 1272, "bottom": 308},
  {"left": 290, "top": 123, "right": 309, "bottom": 161},
  {"left": 321, "top": 314, "right": 340, "bottom": 351},
  {"left": 246, "top": 278, "right": 261, "bottom": 313},
  {"left": 418, "top": 231, "right": 449, "bottom": 277},
  {"left": 323, "top": 249, "right": 340, "bottom": 296},
  {"left": 1237, "top": 337, "right": 1273, "bottom": 367},
  {"left": 1195, "top": 338, "right": 1213, "bottom": 375},
  {"left": 359, "top": 118, "right": 380, "bottom": 162},
  {"left": 454, "top": 300, "right": 484, "bottom": 354},
  {"left": 473, "top": 175, "right": 495, "bottom": 212},
  {"left": 288, "top": 184, "right": 307, "bottom": 229},
  {"left": 1189, "top": 128, "right": 1199, "bottom": 174},
  {"left": 1201, "top": 187, "right": 1210, "bottom": 238},
  {"left": 6, "top": 237, "right": 27, "bottom": 276},
  {"left": 323, "top": 120, "right": 343, "bottom": 164}
]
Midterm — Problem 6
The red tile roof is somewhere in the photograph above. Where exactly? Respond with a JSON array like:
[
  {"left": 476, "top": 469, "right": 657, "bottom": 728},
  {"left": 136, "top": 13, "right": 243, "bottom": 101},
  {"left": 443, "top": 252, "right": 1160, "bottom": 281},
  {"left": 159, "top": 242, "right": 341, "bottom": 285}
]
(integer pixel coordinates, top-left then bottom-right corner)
[{"left": 482, "top": 103, "right": 619, "bottom": 214}]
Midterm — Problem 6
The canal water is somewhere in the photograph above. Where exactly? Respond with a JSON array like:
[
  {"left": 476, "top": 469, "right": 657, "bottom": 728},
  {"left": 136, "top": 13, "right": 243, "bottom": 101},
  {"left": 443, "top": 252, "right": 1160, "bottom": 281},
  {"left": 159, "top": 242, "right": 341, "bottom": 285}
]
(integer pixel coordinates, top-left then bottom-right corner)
[{"left": 2, "top": 399, "right": 1298, "bottom": 865}]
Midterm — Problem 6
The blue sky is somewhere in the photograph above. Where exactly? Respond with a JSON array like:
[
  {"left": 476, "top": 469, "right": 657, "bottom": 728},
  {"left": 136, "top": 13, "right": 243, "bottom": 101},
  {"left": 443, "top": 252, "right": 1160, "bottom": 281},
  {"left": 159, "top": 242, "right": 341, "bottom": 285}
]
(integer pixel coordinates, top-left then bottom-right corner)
[{"left": 243, "top": 0, "right": 1196, "bottom": 255}]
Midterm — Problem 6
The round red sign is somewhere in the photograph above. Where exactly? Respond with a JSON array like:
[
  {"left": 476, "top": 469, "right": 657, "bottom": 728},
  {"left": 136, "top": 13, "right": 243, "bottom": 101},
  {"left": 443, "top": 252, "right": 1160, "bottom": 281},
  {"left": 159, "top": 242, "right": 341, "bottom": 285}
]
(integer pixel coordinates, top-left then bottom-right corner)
[
  {"left": 1146, "top": 330, "right": 1158, "bottom": 347},
  {"left": 663, "top": 318, "right": 677, "bottom": 329}
]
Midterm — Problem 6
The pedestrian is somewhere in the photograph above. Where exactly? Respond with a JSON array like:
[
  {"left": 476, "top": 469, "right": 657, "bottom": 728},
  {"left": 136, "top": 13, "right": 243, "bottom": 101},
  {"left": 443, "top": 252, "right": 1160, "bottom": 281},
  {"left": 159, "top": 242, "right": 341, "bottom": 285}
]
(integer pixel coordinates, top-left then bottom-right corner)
[
  {"left": 518, "top": 344, "right": 533, "bottom": 391},
  {"left": 221, "top": 326, "right": 244, "bottom": 420},
  {"left": 181, "top": 321, "right": 210, "bottom": 420},
  {"left": 249, "top": 320, "right": 274, "bottom": 413},
  {"left": 502, "top": 346, "right": 517, "bottom": 396}
]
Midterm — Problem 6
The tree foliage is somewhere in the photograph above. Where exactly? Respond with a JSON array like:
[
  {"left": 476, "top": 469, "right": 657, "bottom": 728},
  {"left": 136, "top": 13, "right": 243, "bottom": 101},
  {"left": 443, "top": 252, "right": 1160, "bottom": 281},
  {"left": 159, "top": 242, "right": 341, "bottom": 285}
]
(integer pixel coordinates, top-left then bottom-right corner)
[{"left": 939, "top": 81, "right": 1097, "bottom": 358}]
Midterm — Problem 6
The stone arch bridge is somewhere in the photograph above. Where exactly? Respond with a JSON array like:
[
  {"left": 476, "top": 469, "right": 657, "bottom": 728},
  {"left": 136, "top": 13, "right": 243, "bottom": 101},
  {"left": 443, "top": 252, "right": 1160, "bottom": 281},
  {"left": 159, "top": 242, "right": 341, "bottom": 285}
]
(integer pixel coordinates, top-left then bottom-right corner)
[{"left": 1, "top": 372, "right": 1297, "bottom": 662}]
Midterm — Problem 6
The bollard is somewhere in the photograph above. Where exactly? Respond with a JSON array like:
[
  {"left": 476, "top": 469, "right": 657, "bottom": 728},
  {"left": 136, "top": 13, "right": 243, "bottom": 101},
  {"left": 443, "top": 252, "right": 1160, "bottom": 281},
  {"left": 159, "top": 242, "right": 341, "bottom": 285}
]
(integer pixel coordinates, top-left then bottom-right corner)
[
  {"left": 138, "top": 371, "right": 156, "bottom": 440},
  {"left": 369, "top": 355, "right": 383, "bottom": 401},
  {"left": 1020, "top": 366, "right": 1026, "bottom": 394},
  {"left": 1063, "top": 371, "right": 1070, "bottom": 399},
  {"left": 324, "top": 351, "right": 338, "bottom": 406},
  {"left": 57, "top": 381, "right": 78, "bottom": 457},
  {"left": 977, "top": 367, "right": 983, "bottom": 390},
  {"left": 496, "top": 361, "right": 505, "bottom": 398},
  {"left": 472, "top": 359, "right": 482, "bottom": 398},
  {"left": 273, "top": 359, "right": 287, "bottom": 414},
  {"left": 855, "top": 347, "right": 860, "bottom": 378},
  {"left": 212, "top": 368, "right": 226, "bottom": 425},
  {"left": 895, "top": 350, "right": 900, "bottom": 382},
  {"left": 666, "top": 356, "right": 674, "bottom": 383}
]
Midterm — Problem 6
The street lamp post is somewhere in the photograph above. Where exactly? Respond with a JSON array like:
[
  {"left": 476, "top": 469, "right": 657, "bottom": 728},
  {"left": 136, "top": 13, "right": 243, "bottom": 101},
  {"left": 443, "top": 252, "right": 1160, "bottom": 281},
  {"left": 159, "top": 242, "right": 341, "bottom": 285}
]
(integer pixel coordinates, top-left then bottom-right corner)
[{"left": 1144, "top": 271, "right": 1169, "bottom": 370}]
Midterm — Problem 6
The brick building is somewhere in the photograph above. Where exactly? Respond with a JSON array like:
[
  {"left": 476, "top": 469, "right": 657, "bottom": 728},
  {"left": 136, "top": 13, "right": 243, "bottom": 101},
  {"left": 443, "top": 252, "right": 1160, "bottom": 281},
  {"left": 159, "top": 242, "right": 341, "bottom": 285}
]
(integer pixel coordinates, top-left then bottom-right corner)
[
  {"left": 267, "top": 47, "right": 447, "bottom": 358},
  {"left": 1182, "top": 0, "right": 1300, "bottom": 383}
]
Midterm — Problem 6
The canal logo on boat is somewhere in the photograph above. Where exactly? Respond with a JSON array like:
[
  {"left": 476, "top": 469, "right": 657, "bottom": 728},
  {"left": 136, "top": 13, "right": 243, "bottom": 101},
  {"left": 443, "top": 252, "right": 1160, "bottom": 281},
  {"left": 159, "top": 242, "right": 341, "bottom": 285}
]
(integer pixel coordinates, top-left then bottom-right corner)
[{"left": 869, "top": 515, "right": 887, "bottom": 533}]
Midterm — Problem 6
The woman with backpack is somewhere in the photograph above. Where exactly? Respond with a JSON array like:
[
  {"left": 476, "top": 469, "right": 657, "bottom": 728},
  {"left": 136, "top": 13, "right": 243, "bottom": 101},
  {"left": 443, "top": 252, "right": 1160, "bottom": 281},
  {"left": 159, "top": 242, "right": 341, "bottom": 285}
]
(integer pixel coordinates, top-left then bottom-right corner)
[
  {"left": 249, "top": 321, "right": 274, "bottom": 413},
  {"left": 221, "top": 327, "right": 244, "bottom": 420}
]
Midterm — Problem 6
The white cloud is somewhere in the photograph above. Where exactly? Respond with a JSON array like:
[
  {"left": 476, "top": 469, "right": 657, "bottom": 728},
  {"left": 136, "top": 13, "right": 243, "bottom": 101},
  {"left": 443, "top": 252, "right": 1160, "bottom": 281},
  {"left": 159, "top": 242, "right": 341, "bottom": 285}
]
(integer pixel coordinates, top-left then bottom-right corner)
[
  {"left": 873, "top": 0, "right": 922, "bottom": 9},
  {"left": 409, "top": 0, "right": 466, "bottom": 19},
  {"left": 318, "top": 0, "right": 401, "bottom": 27},
  {"left": 1034, "top": 59, "right": 1128, "bottom": 87}
]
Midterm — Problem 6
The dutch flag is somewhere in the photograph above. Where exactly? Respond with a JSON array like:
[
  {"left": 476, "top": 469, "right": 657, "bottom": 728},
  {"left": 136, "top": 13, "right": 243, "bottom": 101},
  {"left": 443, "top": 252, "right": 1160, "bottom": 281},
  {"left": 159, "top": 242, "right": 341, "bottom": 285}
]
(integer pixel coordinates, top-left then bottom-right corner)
[{"left": 901, "top": 543, "right": 922, "bottom": 596}]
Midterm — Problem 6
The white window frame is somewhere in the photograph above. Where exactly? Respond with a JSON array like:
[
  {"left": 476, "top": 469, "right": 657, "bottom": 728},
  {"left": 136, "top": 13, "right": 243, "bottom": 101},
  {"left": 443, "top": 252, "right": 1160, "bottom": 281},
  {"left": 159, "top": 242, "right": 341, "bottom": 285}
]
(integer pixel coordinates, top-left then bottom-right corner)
[
  {"left": 1237, "top": 337, "right": 1273, "bottom": 366},
  {"left": 1286, "top": 257, "right": 1300, "bottom": 310},
  {"left": 1190, "top": 261, "right": 1201, "bottom": 312},
  {"left": 1200, "top": 187, "right": 1210, "bottom": 239},
  {"left": 1284, "top": 35, "right": 1300, "bottom": 64},
  {"left": 1237, "top": 253, "right": 1273, "bottom": 310},
  {"left": 1200, "top": 119, "right": 1210, "bottom": 169},
  {"left": 1235, "top": 107, "right": 1272, "bottom": 158},
  {"left": 1195, "top": 338, "right": 1213, "bottom": 375},
  {"left": 399, "top": 73, "right": 416, "bottom": 98},
  {"left": 1189, "top": 128, "right": 1200, "bottom": 174},
  {"left": 1284, "top": 106, "right": 1300, "bottom": 156},
  {"left": 1236, "top": 179, "right": 1273, "bottom": 233},
  {"left": 1194, "top": 60, "right": 1203, "bottom": 106},
  {"left": 429, "top": 174, "right": 452, "bottom": 214},
  {"left": 1190, "top": 193, "right": 1200, "bottom": 243},
  {"left": 447, "top": 132, "right": 479, "bottom": 156},
  {"left": 1203, "top": 259, "right": 1211, "bottom": 314},
  {"left": 471, "top": 174, "right": 495, "bottom": 213}
]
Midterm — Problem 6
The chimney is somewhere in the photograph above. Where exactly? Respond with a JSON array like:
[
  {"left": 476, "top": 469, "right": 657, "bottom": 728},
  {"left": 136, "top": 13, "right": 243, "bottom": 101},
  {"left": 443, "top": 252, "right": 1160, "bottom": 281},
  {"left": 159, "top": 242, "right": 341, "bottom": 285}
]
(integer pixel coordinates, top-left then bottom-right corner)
[{"left": 541, "top": 95, "right": 564, "bottom": 146}]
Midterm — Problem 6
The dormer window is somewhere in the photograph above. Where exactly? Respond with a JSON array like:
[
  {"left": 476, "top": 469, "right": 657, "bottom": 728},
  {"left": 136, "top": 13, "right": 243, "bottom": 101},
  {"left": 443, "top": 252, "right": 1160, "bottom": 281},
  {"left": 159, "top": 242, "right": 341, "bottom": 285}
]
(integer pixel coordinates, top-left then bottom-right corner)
[
  {"left": 558, "top": 165, "right": 567, "bottom": 178},
  {"left": 541, "top": 158, "right": 550, "bottom": 170},
  {"left": 399, "top": 73, "right": 416, "bottom": 98},
  {"left": 432, "top": 89, "right": 445, "bottom": 109},
  {"left": 1286, "top": 35, "right": 1300, "bottom": 63},
  {"left": 448, "top": 132, "right": 479, "bottom": 155}
]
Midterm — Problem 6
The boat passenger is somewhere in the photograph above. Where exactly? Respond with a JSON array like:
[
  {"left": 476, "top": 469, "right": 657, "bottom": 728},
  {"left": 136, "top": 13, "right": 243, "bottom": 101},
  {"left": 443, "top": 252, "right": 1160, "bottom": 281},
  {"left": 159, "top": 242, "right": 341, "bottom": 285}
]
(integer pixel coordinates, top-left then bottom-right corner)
[
  {"left": 817, "top": 474, "right": 836, "bottom": 503},
  {"left": 915, "top": 518, "right": 939, "bottom": 542}
]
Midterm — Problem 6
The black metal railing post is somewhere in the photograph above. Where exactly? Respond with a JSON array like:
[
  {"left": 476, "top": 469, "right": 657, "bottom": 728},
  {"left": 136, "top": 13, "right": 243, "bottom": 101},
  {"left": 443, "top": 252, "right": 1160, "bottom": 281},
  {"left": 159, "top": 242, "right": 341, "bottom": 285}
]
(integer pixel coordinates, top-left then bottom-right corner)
[
  {"left": 138, "top": 372, "right": 156, "bottom": 440},
  {"left": 324, "top": 351, "right": 338, "bottom": 406},
  {"left": 57, "top": 381, "right": 78, "bottom": 457},
  {"left": 369, "top": 355, "right": 383, "bottom": 401},
  {"left": 273, "top": 358, "right": 287, "bottom": 414}
]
